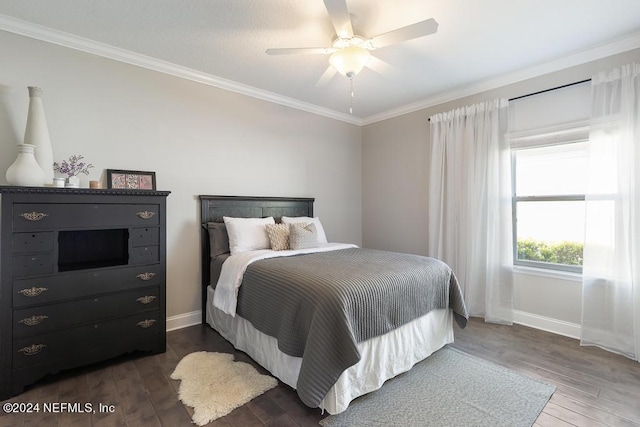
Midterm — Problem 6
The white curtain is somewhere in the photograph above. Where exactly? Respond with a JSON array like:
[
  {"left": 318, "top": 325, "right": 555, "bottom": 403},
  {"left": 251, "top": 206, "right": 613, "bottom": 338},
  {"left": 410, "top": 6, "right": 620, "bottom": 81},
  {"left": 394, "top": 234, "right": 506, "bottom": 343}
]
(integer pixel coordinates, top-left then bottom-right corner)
[
  {"left": 581, "top": 63, "right": 640, "bottom": 360},
  {"left": 428, "top": 99, "right": 513, "bottom": 323}
]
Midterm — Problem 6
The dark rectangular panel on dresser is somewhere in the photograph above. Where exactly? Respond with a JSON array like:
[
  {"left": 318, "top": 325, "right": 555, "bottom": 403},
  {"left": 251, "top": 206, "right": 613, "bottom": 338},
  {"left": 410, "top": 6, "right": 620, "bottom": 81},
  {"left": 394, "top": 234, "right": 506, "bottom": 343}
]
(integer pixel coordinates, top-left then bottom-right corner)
[{"left": 0, "top": 186, "right": 170, "bottom": 400}]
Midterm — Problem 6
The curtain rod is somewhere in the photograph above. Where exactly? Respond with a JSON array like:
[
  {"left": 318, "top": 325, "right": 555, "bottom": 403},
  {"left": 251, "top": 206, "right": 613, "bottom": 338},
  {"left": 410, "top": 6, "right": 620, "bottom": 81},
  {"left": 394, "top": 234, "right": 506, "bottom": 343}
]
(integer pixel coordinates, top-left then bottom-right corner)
[
  {"left": 428, "top": 78, "right": 592, "bottom": 121},
  {"left": 508, "top": 78, "right": 591, "bottom": 102}
]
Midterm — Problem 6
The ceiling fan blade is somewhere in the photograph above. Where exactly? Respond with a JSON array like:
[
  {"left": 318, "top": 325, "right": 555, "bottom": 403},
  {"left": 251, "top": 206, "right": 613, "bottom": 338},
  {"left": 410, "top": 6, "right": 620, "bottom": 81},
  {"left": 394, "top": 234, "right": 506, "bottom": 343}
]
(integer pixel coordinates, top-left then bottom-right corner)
[
  {"left": 370, "top": 18, "right": 438, "bottom": 48},
  {"left": 365, "top": 55, "right": 400, "bottom": 77},
  {"left": 265, "top": 47, "right": 334, "bottom": 55},
  {"left": 315, "top": 66, "right": 337, "bottom": 86},
  {"left": 323, "top": 0, "right": 354, "bottom": 39}
]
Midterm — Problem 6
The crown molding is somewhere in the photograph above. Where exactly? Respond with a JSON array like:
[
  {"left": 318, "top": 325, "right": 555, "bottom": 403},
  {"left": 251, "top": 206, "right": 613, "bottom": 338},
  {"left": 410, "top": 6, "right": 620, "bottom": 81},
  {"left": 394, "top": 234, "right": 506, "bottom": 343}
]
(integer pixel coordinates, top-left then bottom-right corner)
[
  {"left": 0, "top": 14, "right": 363, "bottom": 126},
  {"left": 362, "top": 31, "right": 640, "bottom": 125}
]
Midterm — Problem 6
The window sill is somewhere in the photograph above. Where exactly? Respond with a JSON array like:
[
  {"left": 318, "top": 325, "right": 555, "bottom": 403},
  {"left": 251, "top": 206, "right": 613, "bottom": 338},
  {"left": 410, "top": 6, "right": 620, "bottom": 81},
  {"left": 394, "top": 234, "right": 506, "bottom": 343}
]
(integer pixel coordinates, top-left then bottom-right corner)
[{"left": 513, "top": 265, "right": 582, "bottom": 282}]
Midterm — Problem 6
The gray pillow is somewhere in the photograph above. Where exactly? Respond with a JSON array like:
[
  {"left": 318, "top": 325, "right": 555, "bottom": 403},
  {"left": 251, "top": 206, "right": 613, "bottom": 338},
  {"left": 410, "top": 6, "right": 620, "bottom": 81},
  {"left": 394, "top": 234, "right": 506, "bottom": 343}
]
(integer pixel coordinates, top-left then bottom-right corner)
[
  {"left": 206, "top": 222, "right": 230, "bottom": 257},
  {"left": 289, "top": 223, "right": 319, "bottom": 250}
]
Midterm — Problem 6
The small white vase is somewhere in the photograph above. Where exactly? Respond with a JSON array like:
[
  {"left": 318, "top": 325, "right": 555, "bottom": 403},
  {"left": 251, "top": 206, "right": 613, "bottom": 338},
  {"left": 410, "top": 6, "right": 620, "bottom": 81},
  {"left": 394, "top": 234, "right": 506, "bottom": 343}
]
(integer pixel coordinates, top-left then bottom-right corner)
[
  {"left": 24, "top": 86, "right": 54, "bottom": 184},
  {"left": 5, "top": 144, "right": 47, "bottom": 187},
  {"left": 66, "top": 175, "right": 80, "bottom": 188}
]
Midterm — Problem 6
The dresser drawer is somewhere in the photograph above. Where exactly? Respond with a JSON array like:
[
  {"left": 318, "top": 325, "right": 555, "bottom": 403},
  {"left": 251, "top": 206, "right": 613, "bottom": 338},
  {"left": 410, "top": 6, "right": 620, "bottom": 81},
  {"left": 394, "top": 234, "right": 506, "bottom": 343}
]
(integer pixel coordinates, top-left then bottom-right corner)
[
  {"left": 13, "top": 265, "right": 164, "bottom": 308},
  {"left": 13, "top": 286, "right": 160, "bottom": 338},
  {"left": 13, "top": 203, "right": 160, "bottom": 231},
  {"left": 12, "top": 254, "right": 54, "bottom": 277},
  {"left": 131, "top": 246, "right": 159, "bottom": 264},
  {"left": 131, "top": 227, "right": 159, "bottom": 247},
  {"left": 12, "top": 232, "right": 54, "bottom": 254},
  {"left": 13, "top": 311, "right": 162, "bottom": 369}
]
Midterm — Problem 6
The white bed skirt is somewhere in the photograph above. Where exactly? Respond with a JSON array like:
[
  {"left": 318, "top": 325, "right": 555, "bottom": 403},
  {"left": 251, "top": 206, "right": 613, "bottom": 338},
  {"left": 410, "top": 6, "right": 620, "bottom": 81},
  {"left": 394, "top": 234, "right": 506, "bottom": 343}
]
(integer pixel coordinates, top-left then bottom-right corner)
[{"left": 206, "top": 286, "right": 453, "bottom": 414}]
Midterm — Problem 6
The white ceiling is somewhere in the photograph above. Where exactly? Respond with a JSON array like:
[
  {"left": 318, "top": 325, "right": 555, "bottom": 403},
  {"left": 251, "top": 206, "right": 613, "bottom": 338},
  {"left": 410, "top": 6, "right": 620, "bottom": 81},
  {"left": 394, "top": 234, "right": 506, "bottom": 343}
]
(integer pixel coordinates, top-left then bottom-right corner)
[{"left": 1, "top": 0, "right": 640, "bottom": 124}]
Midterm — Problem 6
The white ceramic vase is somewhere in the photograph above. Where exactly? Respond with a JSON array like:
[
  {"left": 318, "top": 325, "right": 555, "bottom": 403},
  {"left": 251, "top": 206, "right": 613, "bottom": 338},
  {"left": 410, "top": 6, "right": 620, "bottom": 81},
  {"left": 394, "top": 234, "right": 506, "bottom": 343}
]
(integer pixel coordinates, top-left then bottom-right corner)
[
  {"left": 5, "top": 144, "right": 47, "bottom": 187},
  {"left": 24, "top": 86, "right": 54, "bottom": 184}
]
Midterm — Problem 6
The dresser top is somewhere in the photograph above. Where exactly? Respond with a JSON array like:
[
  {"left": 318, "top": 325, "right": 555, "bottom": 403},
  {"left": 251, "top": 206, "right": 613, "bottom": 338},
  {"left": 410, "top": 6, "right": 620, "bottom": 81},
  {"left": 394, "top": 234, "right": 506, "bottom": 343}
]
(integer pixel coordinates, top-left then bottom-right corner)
[{"left": 0, "top": 185, "right": 170, "bottom": 197}]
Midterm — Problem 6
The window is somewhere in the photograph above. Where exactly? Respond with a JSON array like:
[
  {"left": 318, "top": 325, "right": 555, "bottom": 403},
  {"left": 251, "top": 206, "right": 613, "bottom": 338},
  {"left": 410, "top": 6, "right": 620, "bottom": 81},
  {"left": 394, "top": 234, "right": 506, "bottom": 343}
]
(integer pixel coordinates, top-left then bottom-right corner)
[
  {"left": 512, "top": 140, "right": 588, "bottom": 273},
  {"left": 508, "top": 80, "right": 591, "bottom": 274}
]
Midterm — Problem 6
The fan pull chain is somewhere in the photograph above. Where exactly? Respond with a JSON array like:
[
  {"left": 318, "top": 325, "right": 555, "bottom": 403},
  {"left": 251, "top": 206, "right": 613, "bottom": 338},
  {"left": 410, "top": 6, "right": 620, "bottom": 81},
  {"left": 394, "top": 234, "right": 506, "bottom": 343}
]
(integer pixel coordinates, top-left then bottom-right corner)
[{"left": 349, "top": 77, "right": 355, "bottom": 115}]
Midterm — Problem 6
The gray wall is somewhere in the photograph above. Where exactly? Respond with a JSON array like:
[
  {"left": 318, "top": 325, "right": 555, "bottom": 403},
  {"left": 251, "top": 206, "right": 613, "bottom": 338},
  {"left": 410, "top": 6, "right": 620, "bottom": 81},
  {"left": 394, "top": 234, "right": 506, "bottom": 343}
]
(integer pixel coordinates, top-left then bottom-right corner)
[
  {"left": 0, "top": 30, "right": 363, "bottom": 323},
  {"left": 362, "top": 48, "right": 640, "bottom": 337}
]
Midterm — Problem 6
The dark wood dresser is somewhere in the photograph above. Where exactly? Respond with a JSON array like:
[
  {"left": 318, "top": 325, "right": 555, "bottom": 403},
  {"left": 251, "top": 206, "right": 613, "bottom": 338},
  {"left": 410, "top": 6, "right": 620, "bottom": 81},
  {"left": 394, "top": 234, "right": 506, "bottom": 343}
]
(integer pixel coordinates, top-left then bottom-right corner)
[{"left": 0, "top": 186, "right": 170, "bottom": 400}]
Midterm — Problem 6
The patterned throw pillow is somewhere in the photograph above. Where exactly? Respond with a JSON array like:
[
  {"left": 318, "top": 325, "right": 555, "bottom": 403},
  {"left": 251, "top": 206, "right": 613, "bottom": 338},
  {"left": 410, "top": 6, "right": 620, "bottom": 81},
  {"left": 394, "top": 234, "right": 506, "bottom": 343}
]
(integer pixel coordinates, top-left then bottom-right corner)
[
  {"left": 281, "top": 216, "right": 328, "bottom": 243},
  {"left": 265, "top": 223, "right": 290, "bottom": 251},
  {"left": 289, "top": 223, "right": 319, "bottom": 250}
]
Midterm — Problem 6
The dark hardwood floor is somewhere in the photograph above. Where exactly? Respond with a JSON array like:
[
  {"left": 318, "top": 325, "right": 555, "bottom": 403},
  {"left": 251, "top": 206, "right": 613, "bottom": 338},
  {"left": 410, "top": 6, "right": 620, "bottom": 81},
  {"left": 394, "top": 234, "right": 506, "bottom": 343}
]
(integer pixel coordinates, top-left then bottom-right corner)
[{"left": 1, "top": 317, "right": 639, "bottom": 426}]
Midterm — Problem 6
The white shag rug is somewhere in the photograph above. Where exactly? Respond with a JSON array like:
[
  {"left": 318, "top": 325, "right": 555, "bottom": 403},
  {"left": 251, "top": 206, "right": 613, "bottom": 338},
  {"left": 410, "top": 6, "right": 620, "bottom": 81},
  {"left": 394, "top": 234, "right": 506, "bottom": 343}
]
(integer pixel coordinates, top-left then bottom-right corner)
[{"left": 171, "top": 351, "right": 278, "bottom": 425}]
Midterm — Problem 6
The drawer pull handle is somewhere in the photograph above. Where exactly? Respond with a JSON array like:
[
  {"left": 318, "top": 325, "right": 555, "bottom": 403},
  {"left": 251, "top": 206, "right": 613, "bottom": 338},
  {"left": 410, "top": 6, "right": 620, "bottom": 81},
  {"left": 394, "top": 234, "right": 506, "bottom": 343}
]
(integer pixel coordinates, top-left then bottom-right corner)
[
  {"left": 136, "top": 211, "right": 156, "bottom": 219},
  {"left": 137, "top": 319, "right": 156, "bottom": 328},
  {"left": 136, "top": 272, "right": 156, "bottom": 281},
  {"left": 19, "top": 212, "right": 49, "bottom": 221},
  {"left": 136, "top": 295, "right": 157, "bottom": 304},
  {"left": 18, "top": 287, "right": 48, "bottom": 297},
  {"left": 18, "top": 315, "right": 49, "bottom": 326},
  {"left": 18, "top": 344, "right": 47, "bottom": 356}
]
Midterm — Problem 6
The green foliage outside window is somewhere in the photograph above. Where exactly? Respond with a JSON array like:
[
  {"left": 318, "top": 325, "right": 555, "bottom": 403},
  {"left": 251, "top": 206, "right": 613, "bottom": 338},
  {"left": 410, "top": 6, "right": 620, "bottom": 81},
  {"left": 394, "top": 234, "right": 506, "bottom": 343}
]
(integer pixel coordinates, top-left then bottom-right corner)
[{"left": 517, "top": 238, "right": 583, "bottom": 266}]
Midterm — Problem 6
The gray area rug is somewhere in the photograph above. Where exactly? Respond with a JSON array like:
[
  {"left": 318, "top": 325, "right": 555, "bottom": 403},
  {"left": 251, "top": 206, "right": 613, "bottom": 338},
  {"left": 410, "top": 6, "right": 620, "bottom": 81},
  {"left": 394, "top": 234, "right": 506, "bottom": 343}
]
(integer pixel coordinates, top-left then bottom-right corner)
[{"left": 320, "top": 346, "right": 554, "bottom": 427}]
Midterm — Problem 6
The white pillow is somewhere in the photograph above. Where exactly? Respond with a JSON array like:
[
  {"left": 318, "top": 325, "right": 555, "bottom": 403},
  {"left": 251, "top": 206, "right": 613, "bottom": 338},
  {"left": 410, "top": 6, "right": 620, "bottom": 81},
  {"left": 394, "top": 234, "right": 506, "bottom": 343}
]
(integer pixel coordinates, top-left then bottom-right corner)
[
  {"left": 223, "top": 216, "right": 275, "bottom": 254},
  {"left": 281, "top": 216, "right": 328, "bottom": 243}
]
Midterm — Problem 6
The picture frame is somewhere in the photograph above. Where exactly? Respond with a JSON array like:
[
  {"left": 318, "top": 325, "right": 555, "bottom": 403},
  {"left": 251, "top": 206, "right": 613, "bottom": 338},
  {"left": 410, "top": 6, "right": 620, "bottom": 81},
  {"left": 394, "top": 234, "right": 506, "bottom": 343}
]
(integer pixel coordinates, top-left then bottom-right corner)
[{"left": 106, "top": 169, "right": 156, "bottom": 190}]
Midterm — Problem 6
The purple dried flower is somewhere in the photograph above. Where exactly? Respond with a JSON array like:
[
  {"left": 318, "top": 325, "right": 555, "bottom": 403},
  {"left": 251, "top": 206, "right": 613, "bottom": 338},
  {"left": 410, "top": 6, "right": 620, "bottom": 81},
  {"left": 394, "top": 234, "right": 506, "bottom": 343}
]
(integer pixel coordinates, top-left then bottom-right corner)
[{"left": 53, "top": 155, "right": 94, "bottom": 177}]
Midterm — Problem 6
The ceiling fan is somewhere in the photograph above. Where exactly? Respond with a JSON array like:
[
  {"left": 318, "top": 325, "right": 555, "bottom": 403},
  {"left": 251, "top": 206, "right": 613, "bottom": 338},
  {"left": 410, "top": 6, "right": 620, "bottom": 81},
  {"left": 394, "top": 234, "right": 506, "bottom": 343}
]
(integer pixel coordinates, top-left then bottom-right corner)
[{"left": 265, "top": 0, "right": 438, "bottom": 82}]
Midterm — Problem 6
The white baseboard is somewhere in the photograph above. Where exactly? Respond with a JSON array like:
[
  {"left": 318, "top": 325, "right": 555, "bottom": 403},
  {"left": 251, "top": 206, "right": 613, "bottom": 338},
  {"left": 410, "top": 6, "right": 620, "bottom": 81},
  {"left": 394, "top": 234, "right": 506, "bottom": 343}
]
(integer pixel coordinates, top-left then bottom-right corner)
[
  {"left": 512, "top": 310, "right": 581, "bottom": 340},
  {"left": 166, "top": 310, "right": 202, "bottom": 332}
]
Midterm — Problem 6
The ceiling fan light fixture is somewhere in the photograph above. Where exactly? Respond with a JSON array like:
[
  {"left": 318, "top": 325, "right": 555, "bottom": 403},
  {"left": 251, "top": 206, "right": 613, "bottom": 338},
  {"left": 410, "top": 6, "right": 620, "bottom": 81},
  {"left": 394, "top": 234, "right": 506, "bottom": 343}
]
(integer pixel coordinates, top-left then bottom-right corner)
[{"left": 329, "top": 46, "right": 371, "bottom": 78}]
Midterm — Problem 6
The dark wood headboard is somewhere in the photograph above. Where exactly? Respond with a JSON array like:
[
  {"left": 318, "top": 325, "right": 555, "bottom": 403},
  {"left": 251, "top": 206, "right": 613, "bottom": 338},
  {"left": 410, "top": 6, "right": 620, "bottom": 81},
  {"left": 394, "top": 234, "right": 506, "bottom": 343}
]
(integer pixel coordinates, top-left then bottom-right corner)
[
  {"left": 200, "top": 195, "right": 314, "bottom": 223},
  {"left": 199, "top": 195, "right": 314, "bottom": 322}
]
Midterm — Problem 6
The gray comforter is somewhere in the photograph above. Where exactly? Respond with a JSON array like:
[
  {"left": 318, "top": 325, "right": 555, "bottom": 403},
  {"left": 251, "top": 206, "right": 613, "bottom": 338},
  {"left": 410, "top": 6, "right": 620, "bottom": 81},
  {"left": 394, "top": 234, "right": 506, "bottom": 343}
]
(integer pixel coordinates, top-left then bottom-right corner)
[{"left": 236, "top": 248, "right": 468, "bottom": 408}]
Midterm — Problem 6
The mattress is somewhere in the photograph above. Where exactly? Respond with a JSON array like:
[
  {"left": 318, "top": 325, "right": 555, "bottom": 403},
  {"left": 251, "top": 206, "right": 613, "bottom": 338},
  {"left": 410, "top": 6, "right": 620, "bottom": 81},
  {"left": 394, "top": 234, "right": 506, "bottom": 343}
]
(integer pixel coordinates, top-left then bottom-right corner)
[{"left": 206, "top": 285, "right": 454, "bottom": 414}]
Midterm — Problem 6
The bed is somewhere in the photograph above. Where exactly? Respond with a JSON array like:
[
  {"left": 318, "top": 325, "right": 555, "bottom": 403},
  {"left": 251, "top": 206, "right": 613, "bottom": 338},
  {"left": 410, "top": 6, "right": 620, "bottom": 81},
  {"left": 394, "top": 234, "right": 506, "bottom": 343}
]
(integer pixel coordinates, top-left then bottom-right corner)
[{"left": 199, "top": 195, "right": 468, "bottom": 414}]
